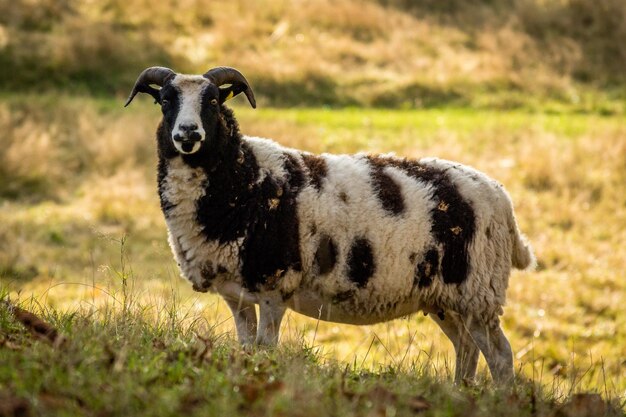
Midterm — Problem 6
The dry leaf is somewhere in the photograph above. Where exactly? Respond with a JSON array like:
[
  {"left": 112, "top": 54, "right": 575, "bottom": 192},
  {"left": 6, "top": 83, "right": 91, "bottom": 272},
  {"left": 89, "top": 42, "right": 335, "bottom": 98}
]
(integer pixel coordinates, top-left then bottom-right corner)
[
  {"left": 555, "top": 393, "right": 606, "bottom": 417},
  {"left": 0, "top": 395, "right": 30, "bottom": 417},
  {"left": 237, "top": 380, "right": 285, "bottom": 404},
  {"left": 367, "top": 385, "right": 397, "bottom": 403},
  {"left": 342, "top": 384, "right": 430, "bottom": 415},
  {"left": 407, "top": 395, "right": 431, "bottom": 413},
  {"left": 450, "top": 226, "right": 463, "bottom": 235},
  {"left": 4, "top": 301, "right": 64, "bottom": 346},
  {"left": 268, "top": 198, "right": 280, "bottom": 210},
  {"left": 37, "top": 393, "right": 68, "bottom": 410},
  {"left": 178, "top": 393, "right": 204, "bottom": 413}
]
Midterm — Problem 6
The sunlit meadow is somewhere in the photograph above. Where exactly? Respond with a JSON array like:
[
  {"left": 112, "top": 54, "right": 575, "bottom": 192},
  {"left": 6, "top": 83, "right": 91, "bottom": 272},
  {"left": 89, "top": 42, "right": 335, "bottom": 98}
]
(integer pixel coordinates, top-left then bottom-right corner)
[
  {"left": 1, "top": 0, "right": 626, "bottom": 415},
  {"left": 1, "top": 95, "right": 624, "bottom": 409}
]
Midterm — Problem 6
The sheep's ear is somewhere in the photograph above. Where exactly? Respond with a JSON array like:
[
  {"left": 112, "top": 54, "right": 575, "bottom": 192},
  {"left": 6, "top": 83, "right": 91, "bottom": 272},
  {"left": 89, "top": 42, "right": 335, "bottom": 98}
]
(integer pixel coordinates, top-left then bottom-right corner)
[
  {"left": 124, "top": 66, "right": 175, "bottom": 107},
  {"left": 126, "top": 84, "right": 162, "bottom": 106},
  {"left": 218, "top": 84, "right": 255, "bottom": 108},
  {"left": 141, "top": 85, "right": 162, "bottom": 104},
  {"left": 204, "top": 67, "right": 256, "bottom": 108}
]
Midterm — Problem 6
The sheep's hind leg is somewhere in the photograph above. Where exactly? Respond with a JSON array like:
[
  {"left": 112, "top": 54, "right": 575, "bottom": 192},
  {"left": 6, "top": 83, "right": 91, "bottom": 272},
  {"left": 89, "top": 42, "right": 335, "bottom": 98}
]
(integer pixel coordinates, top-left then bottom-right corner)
[
  {"left": 464, "top": 317, "right": 514, "bottom": 384},
  {"left": 256, "top": 294, "right": 286, "bottom": 346},
  {"left": 430, "top": 312, "right": 480, "bottom": 384},
  {"left": 224, "top": 297, "right": 258, "bottom": 346}
]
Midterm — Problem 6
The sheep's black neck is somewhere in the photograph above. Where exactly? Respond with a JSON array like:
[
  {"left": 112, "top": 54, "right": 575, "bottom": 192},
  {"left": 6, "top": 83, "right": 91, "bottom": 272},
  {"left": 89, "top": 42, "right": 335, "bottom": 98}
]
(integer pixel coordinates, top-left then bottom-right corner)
[
  {"left": 157, "top": 105, "right": 257, "bottom": 235},
  {"left": 157, "top": 105, "right": 303, "bottom": 291}
]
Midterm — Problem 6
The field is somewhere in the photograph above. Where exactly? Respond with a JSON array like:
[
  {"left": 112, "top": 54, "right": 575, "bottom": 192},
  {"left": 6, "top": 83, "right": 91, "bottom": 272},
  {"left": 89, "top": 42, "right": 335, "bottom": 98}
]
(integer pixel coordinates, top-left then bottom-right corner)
[
  {"left": 3, "top": 0, "right": 626, "bottom": 111},
  {"left": 1, "top": 93, "right": 625, "bottom": 416},
  {"left": 2, "top": 0, "right": 626, "bottom": 414}
]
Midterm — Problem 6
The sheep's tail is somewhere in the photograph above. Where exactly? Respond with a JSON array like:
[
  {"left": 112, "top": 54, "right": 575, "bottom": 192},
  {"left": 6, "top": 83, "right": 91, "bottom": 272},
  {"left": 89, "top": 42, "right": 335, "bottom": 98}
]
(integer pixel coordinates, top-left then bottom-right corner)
[
  {"left": 508, "top": 214, "right": 536, "bottom": 270},
  {"left": 512, "top": 231, "right": 535, "bottom": 270}
]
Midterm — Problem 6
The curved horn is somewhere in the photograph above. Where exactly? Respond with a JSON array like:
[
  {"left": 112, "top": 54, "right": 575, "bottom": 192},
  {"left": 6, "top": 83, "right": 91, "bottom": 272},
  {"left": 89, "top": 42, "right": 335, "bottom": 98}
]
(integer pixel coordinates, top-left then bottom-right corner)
[
  {"left": 124, "top": 66, "right": 176, "bottom": 107},
  {"left": 204, "top": 66, "right": 256, "bottom": 108}
]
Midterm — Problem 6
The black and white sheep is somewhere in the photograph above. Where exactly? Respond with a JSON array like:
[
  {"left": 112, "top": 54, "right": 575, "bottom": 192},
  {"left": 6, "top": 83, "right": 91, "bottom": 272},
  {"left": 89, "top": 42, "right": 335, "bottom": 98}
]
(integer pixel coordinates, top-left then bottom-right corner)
[{"left": 125, "top": 66, "right": 535, "bottom": 384}]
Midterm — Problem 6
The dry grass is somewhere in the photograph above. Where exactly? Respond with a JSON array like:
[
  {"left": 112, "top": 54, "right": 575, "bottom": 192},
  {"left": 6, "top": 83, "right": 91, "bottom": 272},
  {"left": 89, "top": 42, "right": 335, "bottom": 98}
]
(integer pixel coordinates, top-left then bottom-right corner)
[
  {"left": 1, "top": 96, "right": 624, "bottom": 406},
  {"left": 1, "top": 0, "right": 626, "bottom": 108}
]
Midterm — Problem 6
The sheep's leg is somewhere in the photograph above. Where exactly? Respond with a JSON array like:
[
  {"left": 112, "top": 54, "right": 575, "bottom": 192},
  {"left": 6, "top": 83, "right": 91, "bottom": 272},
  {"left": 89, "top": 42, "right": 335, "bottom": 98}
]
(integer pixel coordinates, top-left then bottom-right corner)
[
  {"left": 464, "top": 318, "right": 514, "bottom": 384},
  {"left": 224, "top": 297, "right": 258, "bottom": 346},
  {"left": 256, "top": 295, "right": 286, "bottom": 346},
  {"left": 430, "top": 312, "right": 480, "bottom": 383}
]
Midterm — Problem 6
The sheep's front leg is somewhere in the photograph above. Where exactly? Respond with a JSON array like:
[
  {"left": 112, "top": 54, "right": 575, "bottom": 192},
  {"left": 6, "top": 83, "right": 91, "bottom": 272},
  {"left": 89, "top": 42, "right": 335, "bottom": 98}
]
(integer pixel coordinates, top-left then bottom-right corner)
[
  {"left": 224, "top": 297, "right": 258, "bottom": 346},
  {"left": 430, "top": 312, "right": 480, "bottom": 384},
  {"left": 256, "top": 294, "right": 286, "bottom": 346}
]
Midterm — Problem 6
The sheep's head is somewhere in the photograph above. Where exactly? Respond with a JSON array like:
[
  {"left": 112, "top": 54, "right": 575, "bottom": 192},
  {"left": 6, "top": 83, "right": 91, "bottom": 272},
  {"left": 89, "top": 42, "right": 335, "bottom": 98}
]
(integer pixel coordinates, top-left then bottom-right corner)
[{"left": 125, "top": 66, "right": 256, "bottom": 155}]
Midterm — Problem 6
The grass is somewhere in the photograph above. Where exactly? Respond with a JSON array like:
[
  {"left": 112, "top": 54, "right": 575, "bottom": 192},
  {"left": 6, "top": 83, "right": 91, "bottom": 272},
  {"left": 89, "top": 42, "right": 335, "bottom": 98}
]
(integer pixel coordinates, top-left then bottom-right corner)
[
  {"left": 0, "top": 294, "right": 552, "bottom": 416},
  {"left": 3, "top": 0, "right": 626, "bottom": 108},
  {"left": 1, "top": 292, "right": 595, "bottom": 417},
  {"left": 1, "top": 94, "right": 625, "bottom": 415}
]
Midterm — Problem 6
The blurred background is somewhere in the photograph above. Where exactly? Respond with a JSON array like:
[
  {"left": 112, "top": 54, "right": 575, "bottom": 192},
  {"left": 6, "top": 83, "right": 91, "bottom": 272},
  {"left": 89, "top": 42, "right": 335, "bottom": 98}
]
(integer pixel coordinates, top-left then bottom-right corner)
[
  {"left": 1, "top": 0, "right": 625, "bottom": 398},
  {"left": 2, "top": 0, "right": 626, "bottom": 109}
]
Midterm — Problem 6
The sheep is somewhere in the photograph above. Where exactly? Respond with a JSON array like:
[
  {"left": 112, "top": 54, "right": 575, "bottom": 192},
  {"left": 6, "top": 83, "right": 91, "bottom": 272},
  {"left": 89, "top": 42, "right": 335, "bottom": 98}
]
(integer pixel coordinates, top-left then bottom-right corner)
[{"left": 125, "top": 66, "right": 535, "bottom": 384}]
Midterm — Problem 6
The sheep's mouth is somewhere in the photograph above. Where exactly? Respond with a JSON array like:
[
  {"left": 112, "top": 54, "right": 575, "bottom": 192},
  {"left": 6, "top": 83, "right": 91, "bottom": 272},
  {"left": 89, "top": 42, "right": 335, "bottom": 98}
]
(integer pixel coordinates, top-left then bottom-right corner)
[
  {"left": 173, "top": 138, "right": 203, "bottom": 154},
  {"left": 181, "top": 142, "right": 195, "bottom": 153}
]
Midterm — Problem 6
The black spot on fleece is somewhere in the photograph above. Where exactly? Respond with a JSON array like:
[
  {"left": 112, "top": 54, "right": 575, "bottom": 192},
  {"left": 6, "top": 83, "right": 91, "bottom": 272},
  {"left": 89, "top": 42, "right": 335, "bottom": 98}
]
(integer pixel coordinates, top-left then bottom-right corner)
[{"left": 366, "top": 155, "right": 476, "bottom": 284}]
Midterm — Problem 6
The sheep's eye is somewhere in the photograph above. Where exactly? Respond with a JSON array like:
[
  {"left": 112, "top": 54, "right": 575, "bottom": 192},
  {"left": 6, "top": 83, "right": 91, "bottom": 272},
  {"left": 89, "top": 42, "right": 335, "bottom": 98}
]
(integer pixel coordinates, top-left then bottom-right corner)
[
  {"left": 210, "top": 98, "right": 218, "bottom": 105},
  {"left": 162, "top": 99, "right": 169, "bottom": 106}
]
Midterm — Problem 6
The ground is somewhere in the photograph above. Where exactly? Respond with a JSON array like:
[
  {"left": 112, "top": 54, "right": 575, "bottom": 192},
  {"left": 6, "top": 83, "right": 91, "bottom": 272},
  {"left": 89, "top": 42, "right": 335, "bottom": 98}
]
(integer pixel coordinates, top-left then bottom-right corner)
[{"left": 1, "top": 94, "right": 625, "bottom": 416}]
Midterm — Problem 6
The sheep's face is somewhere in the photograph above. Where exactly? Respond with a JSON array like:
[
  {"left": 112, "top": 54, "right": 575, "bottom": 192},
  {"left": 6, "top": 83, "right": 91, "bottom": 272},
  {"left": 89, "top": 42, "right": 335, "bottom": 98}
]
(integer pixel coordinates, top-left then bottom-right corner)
[
  {"left": 126, "top": 66, "right": 255, "bottom": 154},
  {"left": 159, "top": 75, "right": 220, "bottom": 155}
]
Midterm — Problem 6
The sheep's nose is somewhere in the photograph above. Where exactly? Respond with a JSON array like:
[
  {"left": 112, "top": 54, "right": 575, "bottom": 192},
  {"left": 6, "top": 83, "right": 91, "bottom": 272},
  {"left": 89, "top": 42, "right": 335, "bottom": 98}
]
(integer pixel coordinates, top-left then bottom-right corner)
[
  {"left": 174, "top": 132, "right": 202, "bottom": 142},
  {"left": 179, "top": 123, "right": 198, "bottom": 133}
]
